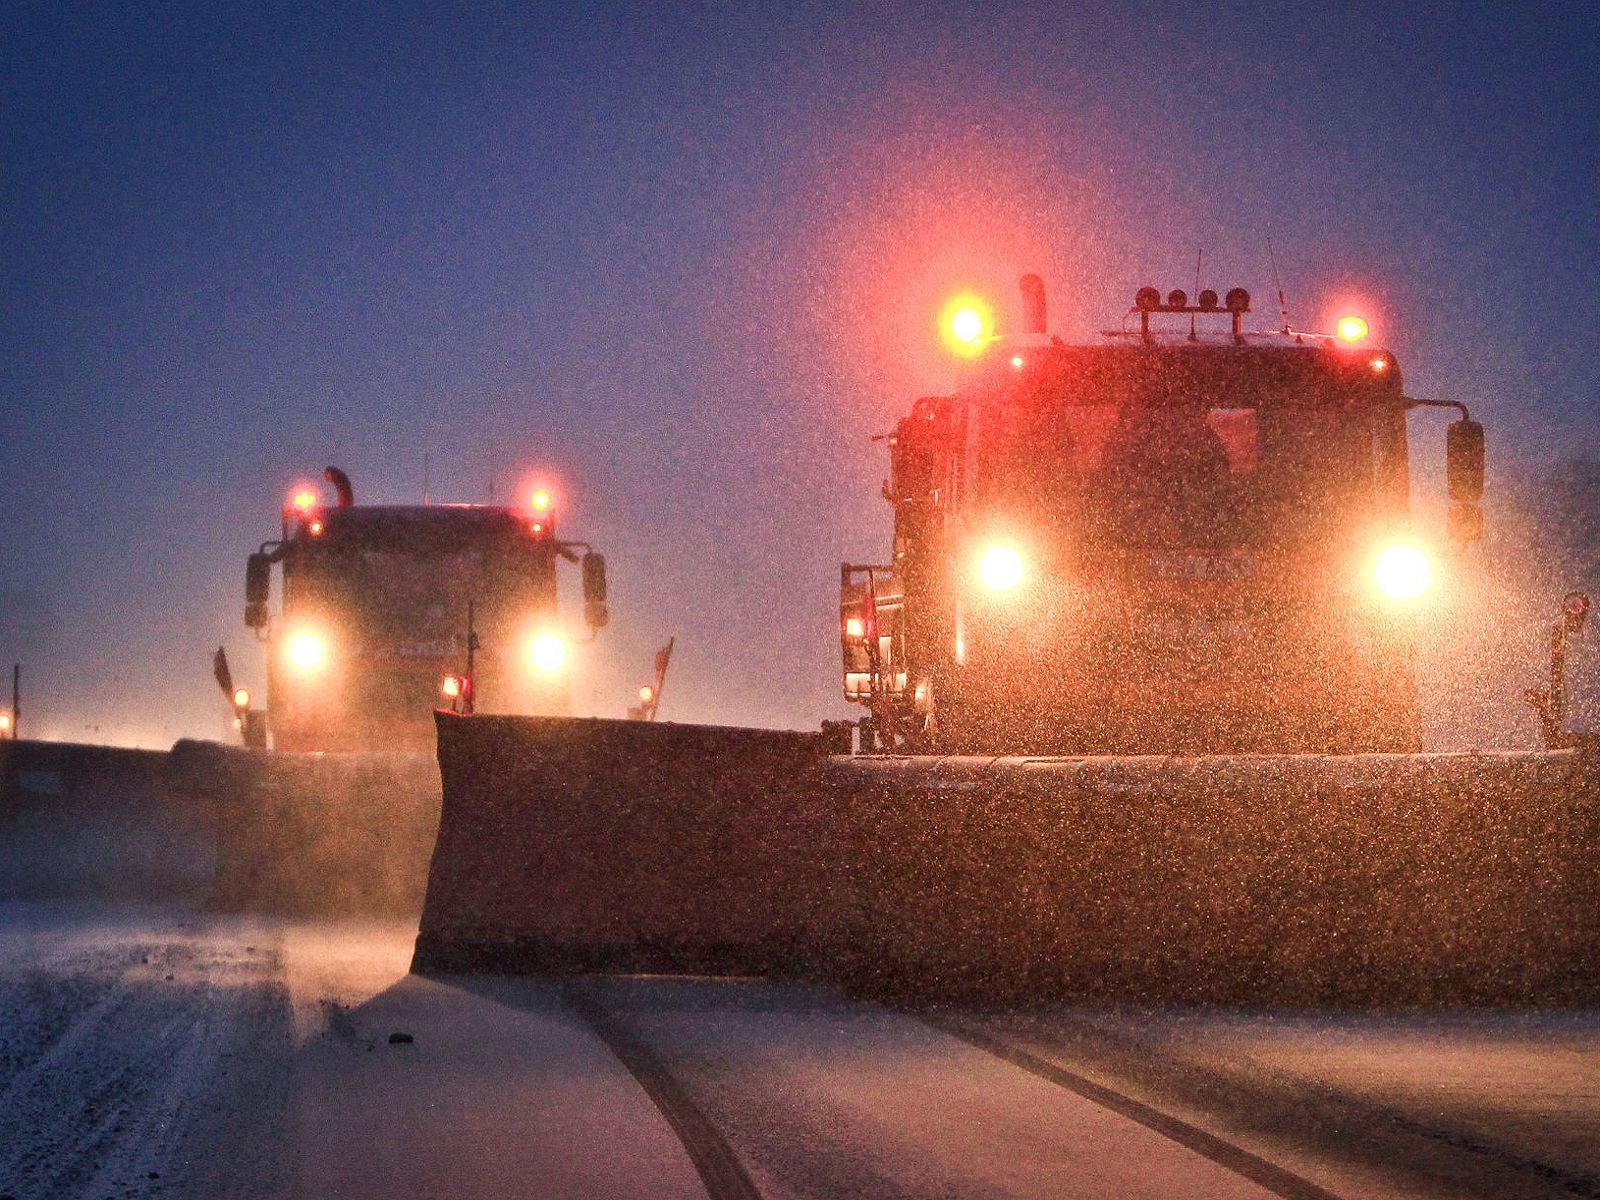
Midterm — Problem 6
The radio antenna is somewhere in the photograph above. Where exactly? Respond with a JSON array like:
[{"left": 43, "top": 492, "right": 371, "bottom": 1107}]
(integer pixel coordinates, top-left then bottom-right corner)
[
  {"left": 1190, "top": 247, "right": 1203, "bottom": 340},
  {"left": 423, "top": 452, "right": 432, "bottom": 505},
  {"left": 1267, "top": 237, "right": 1291, "bottom": 333}
]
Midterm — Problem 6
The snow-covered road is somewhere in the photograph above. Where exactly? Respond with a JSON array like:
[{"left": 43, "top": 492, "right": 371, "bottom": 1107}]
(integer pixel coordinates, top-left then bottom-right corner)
[{"left": 2, "top": 903, "right": 1596, "bottom": 1199}]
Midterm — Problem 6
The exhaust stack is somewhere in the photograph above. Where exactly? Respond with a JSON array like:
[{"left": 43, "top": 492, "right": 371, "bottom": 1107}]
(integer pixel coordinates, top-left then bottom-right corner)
[{"left": 324, "top": 466, "right": 354, "bottom": 508}]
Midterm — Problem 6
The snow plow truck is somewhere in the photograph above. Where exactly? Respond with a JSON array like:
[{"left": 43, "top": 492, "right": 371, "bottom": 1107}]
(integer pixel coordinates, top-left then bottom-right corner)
[
  {"left": 838, "top": 278, "right": 1482, "bottom": 754},
  {"left": 166, "top": 470, "right": 610, "bottom": 914},
  {"left": 413, "top": 275, "right": 1600, "bottom": 1008}
]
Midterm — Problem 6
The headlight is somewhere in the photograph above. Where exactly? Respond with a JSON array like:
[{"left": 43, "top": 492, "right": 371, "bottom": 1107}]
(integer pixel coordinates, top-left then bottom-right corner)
[
  {"left": 1371, "top": 542, "right": 1433, "bottom": 602},
  {"left": 977, "top": 543, "right": 1026, "bottom": 592},
  {"left": 286, "top": 632, "right": 327, "bottom": 671},
  {"left": 529, "top": 632, "right": 568, "bottom": 673}
]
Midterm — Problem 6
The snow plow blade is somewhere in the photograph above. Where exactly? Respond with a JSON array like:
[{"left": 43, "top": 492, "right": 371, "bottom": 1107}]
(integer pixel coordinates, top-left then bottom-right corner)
[
  {"left": 0, "top": 738, "right": 218, "bottom": 903},
  {"left": 415, "top": 714, "right": 1600, "bottom": 1006},
  {"left": 412, "top": 713, "right": 842, "bottom": 975},
  {"left": 164, "top": 740, "right": 441, "bottom": 915}
]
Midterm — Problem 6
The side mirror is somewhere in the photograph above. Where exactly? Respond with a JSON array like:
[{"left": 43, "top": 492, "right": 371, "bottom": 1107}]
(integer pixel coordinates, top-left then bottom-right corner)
[
  {"left": 582, "top": 553, "right": 607, "bottom": 603},
  {"left": 245, "top": 553, "right": 271, "bottom": 628},
  {"left": 1447, "top": 418, "right": 1485, "bottom": 503},
  {"left": 582, "top": 553, "right": 609, "bottom": 630}
]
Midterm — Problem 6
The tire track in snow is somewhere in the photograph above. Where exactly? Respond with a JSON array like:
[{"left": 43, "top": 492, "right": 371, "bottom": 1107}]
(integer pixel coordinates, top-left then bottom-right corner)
[
  {"left": 921, "top": 1012, "right": 1347, "bottom": 1200},
  {"left": 0, "top": 933, "right": 290, "bottom": 1200},
  {"left": 562, "top": 982, "right": 765, "bottom": 1200}
]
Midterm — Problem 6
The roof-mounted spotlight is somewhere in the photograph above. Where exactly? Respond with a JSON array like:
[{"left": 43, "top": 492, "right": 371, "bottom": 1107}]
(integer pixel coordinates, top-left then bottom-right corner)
[
  {"left": 1166, "top": 289, "right": 1188, "bottom": 309},
  {"left": 1198, "top": 289, "right": 1219, "bottom": 310},
  {"left": 1224, "top": 288, "right": 1251, "bottom": 314},
  {"left": 1134, "top": 286, "right": 1162, "bottom": 312}
]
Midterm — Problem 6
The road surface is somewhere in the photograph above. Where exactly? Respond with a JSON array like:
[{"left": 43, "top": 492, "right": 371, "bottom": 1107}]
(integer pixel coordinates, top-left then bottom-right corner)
[{"left": 1, "top": 902, "right": 1596, "bottom": 1199}]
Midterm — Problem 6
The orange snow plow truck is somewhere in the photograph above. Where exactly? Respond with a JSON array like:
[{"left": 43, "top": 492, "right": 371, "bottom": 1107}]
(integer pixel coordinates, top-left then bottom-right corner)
[
  {"left": 414, "top": 277, "right": 1600, "bottom": 1007},
  {"left": 165, "top": 470, "right": 609, "bottom": 914}
]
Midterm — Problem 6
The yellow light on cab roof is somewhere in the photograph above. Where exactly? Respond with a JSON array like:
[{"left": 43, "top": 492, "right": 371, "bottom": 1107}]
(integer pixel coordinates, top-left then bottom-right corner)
[
  {"left": 941, "top": 294, "right": 994, "bottom": 357},
  {"left": 1336, "top": 315, "right": 1370, "bottom": 343}
]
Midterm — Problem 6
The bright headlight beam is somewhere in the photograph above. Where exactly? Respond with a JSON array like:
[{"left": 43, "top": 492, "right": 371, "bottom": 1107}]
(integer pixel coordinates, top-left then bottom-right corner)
[
  {"left": 530, "top": 632, "right": 568, "bottom": 673},
  {"left": 1372, "top": 543, "right": 1433, "bottom": 602},
  {"left": 977, "top": 544, "right": 1025, "bottom": 591},
  {"left": 286, "top": 632, "right": 326, "bottom": 671}
]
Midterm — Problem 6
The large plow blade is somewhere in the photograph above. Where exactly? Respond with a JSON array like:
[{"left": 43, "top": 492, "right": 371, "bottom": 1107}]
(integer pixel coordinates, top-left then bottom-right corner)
[
  {"left": 413, "top": 713, "right": 839, "bottom": 974},
  {"left": 829, "top": 752, "right": 1600, "bottom": 1005},
  {"left": 166, "top": 740, "right": 441, "bottom": 915},
  {"left": 1, "top": 738, "right": 440, "bottom": 914},
  {"left": 416, "top": 713, "right": 1600, "bottom": 1006},
  {"left": 0, "top": 739, "right": 217, "bottom": 903}
]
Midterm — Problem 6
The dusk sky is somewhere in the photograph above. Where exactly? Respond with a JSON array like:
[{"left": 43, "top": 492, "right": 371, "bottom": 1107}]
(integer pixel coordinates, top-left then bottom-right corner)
[{"left": 3, "top": 2, "right": 1597, "bottom": 745}]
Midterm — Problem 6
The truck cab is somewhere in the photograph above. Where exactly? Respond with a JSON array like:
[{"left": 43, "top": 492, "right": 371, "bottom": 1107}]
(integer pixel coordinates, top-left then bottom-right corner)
[
  {"left": 246, "top": 472, "right": 607, "bottom": 753},
  {"left": 842, "top": 280, "right": 1484, "bottom": 755}
]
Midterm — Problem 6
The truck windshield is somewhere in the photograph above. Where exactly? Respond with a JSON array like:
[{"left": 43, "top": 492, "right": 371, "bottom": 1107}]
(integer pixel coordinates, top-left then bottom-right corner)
[
  {"left": 291, "top": 541, "right": 544, "bottom": 649},
  {"left": 977, "top": 402, "right": 1399, "bottom": 551}
]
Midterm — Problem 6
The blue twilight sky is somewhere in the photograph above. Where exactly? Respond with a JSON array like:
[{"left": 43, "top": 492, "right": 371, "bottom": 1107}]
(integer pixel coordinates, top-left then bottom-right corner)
[{"left": 2, "top": 2, "right": 1597, "bottom": 745}]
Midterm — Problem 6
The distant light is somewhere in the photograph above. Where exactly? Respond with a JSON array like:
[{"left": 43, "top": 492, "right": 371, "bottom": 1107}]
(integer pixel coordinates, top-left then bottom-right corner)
[
  {"left": 1336, "top": 315, "right": 1369, "bottom": 343},
  {"left": 440, "top": 675, "right": 463, "bottom": 699},
  {"left": 530, "top": 632, "right": 568, "bottom": 673},
  {"left": 233, "top": 717, "right": 243, "bottom": 730},
  {"left": 1010, "top": 355, "right": 1025, "bottom": 368},
  {"left": 977, "top": 543, "right": 1026, "bottom": 591},
  {"left": 1369, "top": 356, "right": 1389, "bottom": 373},
  {"left": 1372, "top": 542, "right": 1432, "bottom": 602},
  {"left": 531, "top": 489, "right": 552, "bottom": 512},
  {"left": 531, "top": 521, "right": 546, "bottom": 534},
  {"left": 638, "top": 685, "right": 655, "bottom": 704},
  {"left": 941, "top": 294, "right": 993, "bottom": 357},
  {"left": 232, "top": 687, "right": 250, "bottom": 710},
  {"left": 0, "top": 713, "right": 10, "bottom": 733},
  {"left": 309, "top": 519, "right": 325, "bottom": 535},
  {"left": 287, "top": 632, "right": 327, "bottom": 671},
  {"left": 291, "top": 490, "right": 317, "bottom": 511}
]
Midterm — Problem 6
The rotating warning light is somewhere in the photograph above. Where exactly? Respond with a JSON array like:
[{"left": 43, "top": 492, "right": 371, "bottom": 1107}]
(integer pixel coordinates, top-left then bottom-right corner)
[
  {"left": 844, "top": 616, "right": 865, "bottom": 639},
  {"left": 1336, "top": 315, "right": 1370, "bottom": 343},
  {"left": 941, "top": 294, "right": 994, "bottom": 357},
  {"left": 1371, "top": 542, "right": 1433, "bottom": 602},
  {"left": 231, "top": 687, "right": 250, "bottom": 710},
  {"left": 638, "top": 685, "right": 655, "bottom": 704},
  {"left": 531, "top": 489, "right": 552, "bottom": 512},
  {"left": 977, "top": 543, "right": 1026, "bottom": 592},
  {"left": 0, "top": 712, "right": 11, "bottom": 734},
  {"left": 291, "top": 489, "right": 317, "bottom": 511},
  {"left": 440, "top": 675, "right": 463, "bottom": 699},
  {"left": 286, "top": 632, "right": 327, "bottom": 671},
  {"left": 530, "top": 632, "right": 568, "bottom": 673}
]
